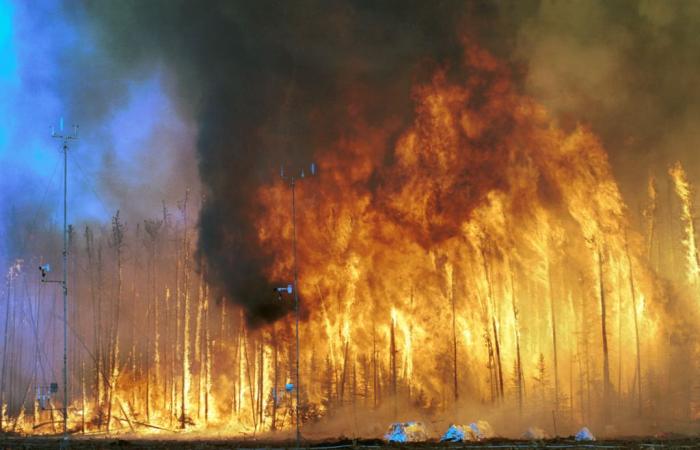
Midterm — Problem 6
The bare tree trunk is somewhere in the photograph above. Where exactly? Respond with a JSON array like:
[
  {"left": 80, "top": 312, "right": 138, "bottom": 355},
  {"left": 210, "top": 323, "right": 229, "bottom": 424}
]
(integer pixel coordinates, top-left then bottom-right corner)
[
  {"left": 447, "top": 265, "right": 458, "bottom": 402},
  {"left": 390, "top": 313, "right": 397, "bottom": 417},
  {"left": 32, "top": 278, "right": 41, "bottom": 430},
  {"left": 372, "top": 327, "right": 379, "bottom": 409},
  {"left": 172, "top": 215, "right": 182, "bottom": 429},
  {"left": 84, "top": 226, "right": 103, "bottom": 427},
  {"left": 107, "top": 211, "right": 125, "bottom": 433},
  {"left": 339, "top": 337, "right": 349, "bottom": 404},
  {"left": 582, "top": 283, "right": 592, "bottom": 423},
  {"left": 485, "top": 331, "right": 496, "bottom": 403},
  {"left": 164, "top": 287, "right": 172, "bottom": 420},
  {"left": 144, "top": 217, "right": 162, "bottom": 423},
  {"left": 646, "top": 176, "right": 657, "bottom": 265},
  {"left": 625, "top": 237, "right": 643, "bottom": 415},
  {"left": 548, "top": 258, "right": 560, "bottom": 415},
  {"left": 232, "top": 315, "right": 243, "bottom": 418},
  {"left": 168, "top": 286, "right": 175, "bottom": 428},
  {"left": 0, "top": 272, "right": 12, "bottom": 431},
  {"left": 97, "top": 245, "right": 105, "bottom": 426},
  {"left": 481, "top": 248, "right": 504, "bottom": 400},
  {"left": 204, "top": 286, "right": 211, "bottom": 426},
  {"left": 271, "top": 323, "right": 278, "bottom": 430},
  {"left": 81, "top": 361, "right": 86, "bottom": 433},
  {"left": 195, "top": 282, "right": 204, "bottom": 420},
  {"left": 509, "top": 262, "right": 524, "bottom": 416},
  {"left": 49, "top": 398, "right": 57, "bottom": 434},
  {"left": 258, "top": 337, "right": 264, "bottom": 430},
  {"left": 154, "top": 285, "right": 161, "bottom": 412},
  {"left": 180, "top": 191, "right": 191, "bottom": 429},
  {"left": 242, "top": 325, "right": 257, "bottom": 430},
  {"left": 352, "top": 361, "right": 358, "bottom": 436},
  {"left": 597, "top": 246, "right": 611, "bottom": 419},
  {"left": 617, "top": 272, "right": 623, "bottom": 409},
  {"left": 130, "top": 301, "right": 136, "bottom": 409}
]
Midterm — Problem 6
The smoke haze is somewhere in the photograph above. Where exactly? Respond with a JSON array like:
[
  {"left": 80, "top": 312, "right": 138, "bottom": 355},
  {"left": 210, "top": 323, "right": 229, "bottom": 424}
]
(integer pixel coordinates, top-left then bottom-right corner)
[
  {"left": 4, "top": 0, "right": 700, "bottom": 438},
  {"left": 50, "top": 0, "right": 698, "bottom": 321}
]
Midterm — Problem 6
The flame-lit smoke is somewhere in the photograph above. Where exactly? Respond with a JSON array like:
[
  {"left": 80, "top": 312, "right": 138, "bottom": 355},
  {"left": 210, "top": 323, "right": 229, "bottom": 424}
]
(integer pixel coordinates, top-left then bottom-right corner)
[
  {"left": 7, "top": 1, "right": 700, "bottom": 439},
  {"left": 253, "top": 42, "right": 669, "bottom": 432},
  {"left": 668, "top": 162, "right": 700, "bottom": 286}
]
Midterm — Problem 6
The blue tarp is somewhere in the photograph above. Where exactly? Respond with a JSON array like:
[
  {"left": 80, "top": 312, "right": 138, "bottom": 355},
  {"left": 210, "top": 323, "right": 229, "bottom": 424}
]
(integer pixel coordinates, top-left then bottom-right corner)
[
  {"left": 440, "top": 421, "right": 493, "bottom": 442},
  {"left": 575, "top": 427, "right": 595, "bottom": 441},
  {"left": 441, "top": 424, "right": 469, "bottom": 442},
  {"left": 384, "top": 422, "right": 428, "bottom": 442}
]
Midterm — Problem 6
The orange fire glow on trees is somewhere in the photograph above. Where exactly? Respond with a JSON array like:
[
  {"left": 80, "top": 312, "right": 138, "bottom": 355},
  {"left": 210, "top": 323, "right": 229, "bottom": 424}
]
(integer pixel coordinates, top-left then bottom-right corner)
[
  {"left": 4, "top": 42, "right": 700, "bottom": 439},
  {"left": 255, "top": 43, "right": 670, "bottom": 434}
]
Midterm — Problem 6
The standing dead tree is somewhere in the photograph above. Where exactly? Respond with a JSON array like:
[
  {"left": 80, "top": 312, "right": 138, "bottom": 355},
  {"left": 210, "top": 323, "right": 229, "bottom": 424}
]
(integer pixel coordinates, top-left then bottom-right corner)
[
  {"left": 624, "top": 235, "right": 643, "bottom": 416},
  {"left": 446, "top": 264, "right": 458, "bottom": 403},
  {"left": 596, "top": 245, "right": 612, "bottom": 420},
  {"left": 84, "top": 225, "right": 105, "bottom": 427},
  {"left": 508, "top": 259, "right": 524, "bottom": 416},
  {"left": 480, "top": 243, "right": 504, "bottom": 401},
  {"left": 107, "top": 211, "right": 125, "bottom": 432},
  {"left": 669, "top": 162, "right": 700, "bottom": 286},
  {"left": 0, "top": 262, "right": 19, "bottom": 431},
  {"left": 548, "top": 256, "right": 560, "bottom": 416},
  {"left": 644, "top": 176, "right": 658, "bottom": 266},
  {"left": 144, "top": 217, "right": 163, "bottom": 423},
  {"left": 178, "top": 191, "right": 192, "bottom": 429}
]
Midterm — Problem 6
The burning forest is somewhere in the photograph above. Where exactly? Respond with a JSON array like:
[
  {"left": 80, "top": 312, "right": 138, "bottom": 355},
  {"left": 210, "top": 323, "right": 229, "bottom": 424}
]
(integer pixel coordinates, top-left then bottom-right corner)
[{"left": 3, "top": 0, "right": 700, "bottom": 443}]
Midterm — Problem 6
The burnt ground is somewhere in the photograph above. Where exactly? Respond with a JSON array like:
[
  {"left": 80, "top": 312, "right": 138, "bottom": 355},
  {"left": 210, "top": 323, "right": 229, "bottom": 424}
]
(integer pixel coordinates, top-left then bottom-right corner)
[{"left": 1, "top": 436, "right": 700, "bottom": 450}]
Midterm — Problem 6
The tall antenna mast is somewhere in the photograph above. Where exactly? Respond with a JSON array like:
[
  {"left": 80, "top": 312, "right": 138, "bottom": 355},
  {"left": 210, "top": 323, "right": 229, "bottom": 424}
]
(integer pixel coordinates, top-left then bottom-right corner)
[
  {"left": 280, "top": 161, "right": 316, "bottom": 449},
  {"left": 51, "top": 119, "right": 78, "bottom": 445}
]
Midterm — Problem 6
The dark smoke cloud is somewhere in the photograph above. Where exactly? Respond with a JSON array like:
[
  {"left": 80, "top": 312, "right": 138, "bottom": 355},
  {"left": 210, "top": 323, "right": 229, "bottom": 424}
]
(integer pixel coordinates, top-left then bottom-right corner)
[
  {"left": 82, "top": 0, "right": 501, "bottom": 324},
  {"left": 81, "top": 0, "right": 700, "bottom": 324}
]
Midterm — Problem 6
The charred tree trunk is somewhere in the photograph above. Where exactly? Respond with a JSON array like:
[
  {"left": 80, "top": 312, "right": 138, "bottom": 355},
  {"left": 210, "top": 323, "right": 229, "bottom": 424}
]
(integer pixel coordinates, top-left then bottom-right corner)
[
  {"left": 372, "top": 327, "right": 379, "bottom": 409},
  {"left": 180, "top": 191, "right": 191, "bottom": 429},
  {"left": 0, "top": 272, "right": 12, "bottom": 431},
  {"left": 597, "top": 246, "right": 612, "bottom": 419},
  {"left": 509, "top": 262, "right": 524, "bottom": 416},
  {"left": 548, "top": 258, "right": 560, "bottom": 415},
  {"left": 107, "top": 211, "right": 125, "bottom": 433},
  {"left": 646, "top": 176, "right": 657, "bottom": 266},
  {"left": 271, "top": 324, "right": 278, "bottom": 431},
  {"left": 448, "top": 267, "right": 458, "bottom": 403},
  {"left": 257, "top": 337, "right": 264, "bottom": 431},
  {"left": 390, "top": 315, "right": 397, "bottom": 417},
  {"left": 339, "top": 337, "right": 349, "bottom": 404},
  {"left": 481, "top": 247, "right": 504, "bottom": 400},
  {"left": 625, "top": 237, "right": 643, "bottom": 415},
  {"left": 203, "top": 283, "right": 211, "bottom": 426},
  {"left": 86, "top": 229, "right": 105, "bottom": 426},
  {"left": 485, "top": 327, "right": 496, "bottom": 403},
  {"left": 242, "top": 326, "right": 257, "bottom": 431},
  {"left": 81, "top": 361, "right": 86, "bottom": 433},
  {"left": 144, "top": 217, "right": 162, "bottom": 424}
]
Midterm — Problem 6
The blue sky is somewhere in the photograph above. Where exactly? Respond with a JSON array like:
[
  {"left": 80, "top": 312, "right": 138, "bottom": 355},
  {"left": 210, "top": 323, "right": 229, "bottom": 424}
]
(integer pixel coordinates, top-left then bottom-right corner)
[{"left": 0, "top": 0, "right": 197, "bottom": 264}]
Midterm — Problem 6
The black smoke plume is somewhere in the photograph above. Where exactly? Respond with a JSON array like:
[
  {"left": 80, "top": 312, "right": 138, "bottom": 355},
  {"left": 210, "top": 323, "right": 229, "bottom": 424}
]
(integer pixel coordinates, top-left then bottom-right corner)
[
  {"left": 81, "top": 0, "right": 700, "bottom": 324},
  {"left": 82, "top": 0, "right": 493, "bottom": 324}
]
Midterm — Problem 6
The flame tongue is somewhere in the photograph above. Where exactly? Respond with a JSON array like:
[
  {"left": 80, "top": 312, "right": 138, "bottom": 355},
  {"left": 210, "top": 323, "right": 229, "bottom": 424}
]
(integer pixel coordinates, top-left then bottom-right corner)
[
  {"left": 669, "top": 161, "right": 700, "bottom": 285},
  {"left": 255, "top": 43, "right": 659, "bottom": 412},
  {"left": 18, "top": 42, "right": 686, "bottom": 437}
]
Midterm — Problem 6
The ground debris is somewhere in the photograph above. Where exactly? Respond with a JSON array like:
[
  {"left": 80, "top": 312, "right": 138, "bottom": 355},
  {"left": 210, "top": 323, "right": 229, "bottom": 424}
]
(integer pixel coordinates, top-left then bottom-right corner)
[{"left": 0, "top": 435, "right": 700, "bottom": 450}]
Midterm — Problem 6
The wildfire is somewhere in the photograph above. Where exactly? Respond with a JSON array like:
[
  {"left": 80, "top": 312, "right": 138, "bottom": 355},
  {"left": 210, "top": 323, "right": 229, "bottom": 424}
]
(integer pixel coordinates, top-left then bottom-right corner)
[
  {"left": 4, "top": 41, "right": 697, "bottom": 439},
  {"left": 255, "top": 43, "right": 663, "bottom": 428},
  {"left": 668, "top": 161, "right": 700, "bottom": 285}
]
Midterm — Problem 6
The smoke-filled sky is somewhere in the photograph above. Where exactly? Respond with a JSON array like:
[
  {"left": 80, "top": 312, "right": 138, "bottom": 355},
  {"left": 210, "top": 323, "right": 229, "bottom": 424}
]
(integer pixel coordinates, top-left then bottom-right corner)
[{"left": 2, "top": 0, "right": 700, "bottom": 317}]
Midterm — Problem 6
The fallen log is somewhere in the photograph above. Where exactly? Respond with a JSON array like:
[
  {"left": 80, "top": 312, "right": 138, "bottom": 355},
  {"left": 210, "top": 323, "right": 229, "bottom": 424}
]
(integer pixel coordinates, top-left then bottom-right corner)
[{"left": 114, "top": 416, "right": 177, "bottom": 433}]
